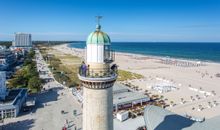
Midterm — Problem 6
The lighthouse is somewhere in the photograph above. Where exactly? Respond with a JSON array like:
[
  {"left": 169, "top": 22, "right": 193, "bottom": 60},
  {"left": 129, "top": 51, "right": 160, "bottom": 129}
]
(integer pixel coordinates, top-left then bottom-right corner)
[{"left": 78, "top": 16, "right": 117, "bottom": 130}]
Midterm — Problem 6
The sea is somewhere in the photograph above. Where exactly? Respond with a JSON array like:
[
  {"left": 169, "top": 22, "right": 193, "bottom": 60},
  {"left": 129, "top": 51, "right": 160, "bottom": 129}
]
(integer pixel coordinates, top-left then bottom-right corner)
[{"left": 68, "top": 42, "right": 220, "bottom": 63}]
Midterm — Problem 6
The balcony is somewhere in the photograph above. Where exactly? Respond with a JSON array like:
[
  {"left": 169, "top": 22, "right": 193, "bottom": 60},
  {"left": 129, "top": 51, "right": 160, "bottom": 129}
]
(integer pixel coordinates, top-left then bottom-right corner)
[{"left": 78, "top": 64, "right": 118, "bottom": 82}]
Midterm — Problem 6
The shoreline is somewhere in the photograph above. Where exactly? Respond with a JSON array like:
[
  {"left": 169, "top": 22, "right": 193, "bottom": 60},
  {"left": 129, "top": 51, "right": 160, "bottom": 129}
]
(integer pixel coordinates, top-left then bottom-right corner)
[
  {"left": 65, "top": 43, "right": 220, "bottom": 64},
  {"left": 63, "top": 43, "right": 219, "bottom": 65}
]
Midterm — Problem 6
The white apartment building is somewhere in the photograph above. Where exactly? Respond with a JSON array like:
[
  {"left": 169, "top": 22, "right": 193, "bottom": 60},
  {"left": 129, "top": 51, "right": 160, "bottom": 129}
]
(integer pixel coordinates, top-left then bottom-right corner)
[{"left": 13, "top": 33, "right": 32, "bottom": 47}]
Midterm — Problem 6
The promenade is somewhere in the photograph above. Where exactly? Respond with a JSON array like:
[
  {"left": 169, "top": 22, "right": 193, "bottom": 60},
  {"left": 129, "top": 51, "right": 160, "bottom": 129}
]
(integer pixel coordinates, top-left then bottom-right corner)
[{"left": 3, "top": 49, "right": 82, "bottom": 130}]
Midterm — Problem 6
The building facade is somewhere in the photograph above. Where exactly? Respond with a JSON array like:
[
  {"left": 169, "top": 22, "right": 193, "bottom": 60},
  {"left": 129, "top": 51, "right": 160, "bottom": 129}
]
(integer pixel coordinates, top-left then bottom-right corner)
[
  {"left": 13, "top": 33, "right": 32, "bottom": 47},
  {"left": 0, "top": 47, "right": 17, "bottom": 71},
  {"left": 0, "top": 72, "right": 7, "bottom": 100},
  {"left": 0, "top": 88, "right": 27, "bottom": 119},
  {"left": 0, "top": 71, "right": 27, "bottom": 119},
  {"left": 78, "top": 19, "right": 117, "bottom": 130}
]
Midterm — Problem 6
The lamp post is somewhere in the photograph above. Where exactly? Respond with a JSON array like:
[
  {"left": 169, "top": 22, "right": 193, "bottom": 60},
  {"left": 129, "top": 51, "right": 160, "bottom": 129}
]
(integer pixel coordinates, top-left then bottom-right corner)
[
  {"left": 73, "top": 110, "right": 77, "bottom": 130},
  {"left": 0, "top": 118, "right": 4, "bottom": 130},
  {"left": 60, "top": 71, "right": 64, "bottom": 83}
]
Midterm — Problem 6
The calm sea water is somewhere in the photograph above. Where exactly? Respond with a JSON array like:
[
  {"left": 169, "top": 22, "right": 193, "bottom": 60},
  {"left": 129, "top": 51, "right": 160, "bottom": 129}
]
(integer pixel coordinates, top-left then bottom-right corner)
[{"left": 68, "top": 42, "right": 220, "bottom": 63}]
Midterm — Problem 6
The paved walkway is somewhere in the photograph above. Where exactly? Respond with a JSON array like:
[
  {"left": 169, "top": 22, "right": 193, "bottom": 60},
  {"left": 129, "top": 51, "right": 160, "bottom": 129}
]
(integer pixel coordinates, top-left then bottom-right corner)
[{"left": 3, "top": 49, "right": 82, "bottom": 130}]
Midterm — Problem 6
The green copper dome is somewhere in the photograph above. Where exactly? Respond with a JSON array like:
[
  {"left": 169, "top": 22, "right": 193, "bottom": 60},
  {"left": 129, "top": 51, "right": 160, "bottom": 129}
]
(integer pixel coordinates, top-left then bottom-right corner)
[{"left": 86, "top": 25, "right": 111, "bottom": 45}]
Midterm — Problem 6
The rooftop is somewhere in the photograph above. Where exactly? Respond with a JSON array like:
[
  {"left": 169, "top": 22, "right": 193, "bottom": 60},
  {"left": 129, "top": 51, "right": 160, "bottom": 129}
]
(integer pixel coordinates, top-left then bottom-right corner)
[
  {"left": 114, "top": 116, "right": 145, "bottom": 130},
  {"left": 0, "top": 88, "right": 27, "bottom": 106},
  {"left": 113, "top": 84, "right": 150, "bottom": 105},
  {"left": 1, "top": 89, "right": 20, "bottom": 103},
  {"left": 144, "top": 105, "right": 220, "bottom": 130},
  {"left": 86, "top": 23, "right": 111, "bottom": 45}
]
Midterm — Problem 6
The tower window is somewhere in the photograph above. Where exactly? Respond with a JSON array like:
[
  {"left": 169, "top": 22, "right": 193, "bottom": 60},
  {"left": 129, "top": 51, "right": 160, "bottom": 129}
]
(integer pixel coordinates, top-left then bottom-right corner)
[{"left": 104, "top": 45, "right": 110, "bottom": 60}]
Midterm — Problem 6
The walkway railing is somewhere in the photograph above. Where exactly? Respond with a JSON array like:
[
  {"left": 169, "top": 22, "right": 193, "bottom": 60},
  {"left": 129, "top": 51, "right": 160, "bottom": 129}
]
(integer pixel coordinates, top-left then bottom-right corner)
[{"left": 78, "top": 65, "right": 118, "bottom": 78}]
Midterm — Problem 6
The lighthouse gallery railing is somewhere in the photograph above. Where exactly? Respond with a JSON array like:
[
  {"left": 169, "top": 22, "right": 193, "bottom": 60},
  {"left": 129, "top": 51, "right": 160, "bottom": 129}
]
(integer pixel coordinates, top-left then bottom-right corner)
[{"left": 78, "top": 65, "right": 118, "bottom": 78}]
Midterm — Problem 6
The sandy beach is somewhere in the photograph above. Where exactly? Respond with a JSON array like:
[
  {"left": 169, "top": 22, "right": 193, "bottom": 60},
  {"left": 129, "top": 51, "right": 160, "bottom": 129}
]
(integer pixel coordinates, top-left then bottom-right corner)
[{"left": 53, "top": 44, "right": 220, "bottom": 119}]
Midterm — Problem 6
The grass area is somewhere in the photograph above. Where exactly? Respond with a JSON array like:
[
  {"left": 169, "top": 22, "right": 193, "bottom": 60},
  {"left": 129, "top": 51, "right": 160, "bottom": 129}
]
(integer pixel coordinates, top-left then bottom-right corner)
[
  {"left": 38, "top": 44, "right": 144, "bottom": 86},
  {"left": 117, "top": 69, "right": 144, "bottom": 81},
  {"left": 39, "top": 46, "right": 81, "bottom": 87}
]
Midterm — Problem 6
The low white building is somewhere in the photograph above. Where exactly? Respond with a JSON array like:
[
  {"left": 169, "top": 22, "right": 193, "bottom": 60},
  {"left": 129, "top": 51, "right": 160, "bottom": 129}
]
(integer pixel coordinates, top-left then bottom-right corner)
[
  {"left": 72, "top": 83, "right": 150, "bottom": 111},
  {"left": 113, "top": 84, "right": 150, "bottom": 112},
  {"left": 0, "top": 88, "right": 27, "bottom": 119},
  {"left": 116, "top": 111, "right": 129, "bottom": 122},
  {"left": 0, "top": 71, "right": 27, "bottom": 119}
]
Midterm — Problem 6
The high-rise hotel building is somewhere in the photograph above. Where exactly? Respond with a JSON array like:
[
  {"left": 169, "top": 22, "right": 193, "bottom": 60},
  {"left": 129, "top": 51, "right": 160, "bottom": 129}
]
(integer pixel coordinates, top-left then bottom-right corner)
[{"left": 13, "top": 33, "right": 32, "bottom": 47}]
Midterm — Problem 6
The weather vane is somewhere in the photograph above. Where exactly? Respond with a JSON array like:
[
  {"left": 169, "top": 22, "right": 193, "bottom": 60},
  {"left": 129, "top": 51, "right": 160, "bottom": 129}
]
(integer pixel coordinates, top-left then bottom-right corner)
[{"left": 96, "top": 16, "right": 103, "bottom": 25}]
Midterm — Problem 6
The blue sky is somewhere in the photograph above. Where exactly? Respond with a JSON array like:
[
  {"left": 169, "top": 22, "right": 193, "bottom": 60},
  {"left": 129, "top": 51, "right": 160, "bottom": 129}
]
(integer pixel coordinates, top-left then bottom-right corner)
[{"left": 0, "top": 0, "right": 220, "bottom": 42}]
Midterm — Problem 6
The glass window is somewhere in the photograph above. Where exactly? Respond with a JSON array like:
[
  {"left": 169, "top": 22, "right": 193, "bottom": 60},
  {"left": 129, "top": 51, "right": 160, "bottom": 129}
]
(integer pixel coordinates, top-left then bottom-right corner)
[{"left": 104, "top": 45, "right": 110, "bottom": 60}]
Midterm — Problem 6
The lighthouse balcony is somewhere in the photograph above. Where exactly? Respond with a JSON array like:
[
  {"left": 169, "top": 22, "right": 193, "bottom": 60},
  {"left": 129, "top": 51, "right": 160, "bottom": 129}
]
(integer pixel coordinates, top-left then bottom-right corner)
[{"left": 78, "top": 66, "right": 118, "bottom": 82}]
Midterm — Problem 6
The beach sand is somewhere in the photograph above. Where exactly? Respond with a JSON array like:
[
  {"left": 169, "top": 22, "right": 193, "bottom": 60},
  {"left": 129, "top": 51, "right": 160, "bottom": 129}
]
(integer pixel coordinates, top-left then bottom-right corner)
[{"left": 53, "top": 44, "right": 220, "bottom": 119}]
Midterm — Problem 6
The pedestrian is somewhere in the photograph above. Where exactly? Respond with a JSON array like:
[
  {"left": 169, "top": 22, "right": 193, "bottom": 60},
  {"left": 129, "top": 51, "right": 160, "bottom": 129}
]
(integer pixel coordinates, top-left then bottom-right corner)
[
  {"left": 66, "top": 119, "right": 68, "bottom": 124},
  {"left": 80, "top": 61, "right": 87, "bottom": 76}
]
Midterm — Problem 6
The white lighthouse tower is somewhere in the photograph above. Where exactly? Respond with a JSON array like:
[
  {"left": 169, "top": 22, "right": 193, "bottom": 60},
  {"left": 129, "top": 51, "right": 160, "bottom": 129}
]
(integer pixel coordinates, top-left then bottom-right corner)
[{"left": 78, "top": 16, "right": 117, "bottom": 130}]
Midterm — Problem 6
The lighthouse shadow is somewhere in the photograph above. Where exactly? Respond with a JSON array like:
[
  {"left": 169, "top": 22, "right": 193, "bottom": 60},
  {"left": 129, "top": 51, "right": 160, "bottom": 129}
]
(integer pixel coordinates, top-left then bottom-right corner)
[{"left": 155, "top": 114, "right": 195, "bottom": 130}]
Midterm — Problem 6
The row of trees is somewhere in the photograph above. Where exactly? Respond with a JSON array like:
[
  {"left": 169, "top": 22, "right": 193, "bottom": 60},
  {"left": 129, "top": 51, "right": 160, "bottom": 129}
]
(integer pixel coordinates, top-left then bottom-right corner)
[
  {"left": 0, "top": 41, "right": 12, "bottom": 48},
  {"left": 8, "top": 49, "right": 42, "bottom": 93}
]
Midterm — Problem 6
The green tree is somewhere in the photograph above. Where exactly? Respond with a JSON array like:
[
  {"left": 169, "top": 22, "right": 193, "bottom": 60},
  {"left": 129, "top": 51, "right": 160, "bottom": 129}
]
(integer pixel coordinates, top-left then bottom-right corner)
[
  {"left": 28, "top": 76, "right": 41, "bottom": 92},
  {"left": 7, "top": 49, "right": 42, "bottom": 93},
  {"left": 27, "top": 49, "right": 35, "bottom": 58}
]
